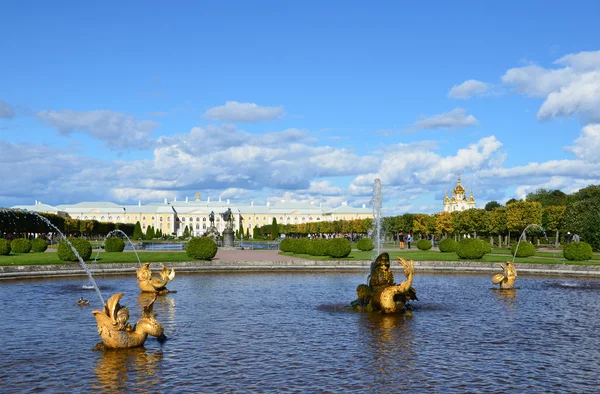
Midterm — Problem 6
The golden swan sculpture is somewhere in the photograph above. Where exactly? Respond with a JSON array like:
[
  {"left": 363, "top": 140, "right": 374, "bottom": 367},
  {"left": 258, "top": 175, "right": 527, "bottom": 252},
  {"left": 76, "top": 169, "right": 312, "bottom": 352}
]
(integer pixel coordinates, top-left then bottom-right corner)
[
  {"left": 351, "top": 252, "right": 417, "bottom": 314},
  {"left": 92, "top": 293, "right": 166, "bottom": 349},
  {"left": 492, "top": 261, "right": 517, "bottom": 289},
  {"left": 136, "top": 263, "right": 175, "bottom": 294}
]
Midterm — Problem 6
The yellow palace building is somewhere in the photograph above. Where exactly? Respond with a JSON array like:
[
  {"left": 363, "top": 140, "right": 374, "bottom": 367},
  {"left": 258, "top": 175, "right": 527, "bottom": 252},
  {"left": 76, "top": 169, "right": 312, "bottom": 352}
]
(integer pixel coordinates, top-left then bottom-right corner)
[{"left": 12, "top": 193, "right": 373, "bottom": 237}]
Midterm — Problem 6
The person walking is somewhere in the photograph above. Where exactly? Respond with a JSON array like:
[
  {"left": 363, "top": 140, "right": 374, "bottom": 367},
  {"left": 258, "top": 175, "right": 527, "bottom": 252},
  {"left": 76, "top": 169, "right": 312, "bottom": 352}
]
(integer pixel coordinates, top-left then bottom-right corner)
[
  {"left": 407, "top": 233, "right": 413, "bottom": 249},
  {"left": 399, "top": 232, "right": 405, "bottom": 249}
]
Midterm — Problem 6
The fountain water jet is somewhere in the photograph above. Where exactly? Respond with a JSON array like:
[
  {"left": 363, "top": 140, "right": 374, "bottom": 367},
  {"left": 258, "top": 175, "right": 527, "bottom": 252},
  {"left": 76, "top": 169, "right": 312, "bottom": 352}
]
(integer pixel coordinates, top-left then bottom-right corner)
[
  {"left": 370, "top": 178, "right": 383, "bottom": 256},
  {"left": 92, "top": 229, "right": 141, "bottom": 266},
  {"left": 0, "top": 208, "right": 105, "bottom": 305}
]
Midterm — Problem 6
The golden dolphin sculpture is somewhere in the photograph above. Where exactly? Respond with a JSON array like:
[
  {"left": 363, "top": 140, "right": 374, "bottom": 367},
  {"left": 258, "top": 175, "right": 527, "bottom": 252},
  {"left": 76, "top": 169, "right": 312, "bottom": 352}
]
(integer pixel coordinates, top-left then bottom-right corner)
[
  {"left": 351, "top": 253, "right": 417, "bottom": 314},
  {"left": 136, "top": 263, "right": 175, "bottom": 294},
  {"left": 492, "top": 261, "right": 517, "bottom": 289},
  {"left": 92, "top": 293, "right": 166, "bottom": 349}
]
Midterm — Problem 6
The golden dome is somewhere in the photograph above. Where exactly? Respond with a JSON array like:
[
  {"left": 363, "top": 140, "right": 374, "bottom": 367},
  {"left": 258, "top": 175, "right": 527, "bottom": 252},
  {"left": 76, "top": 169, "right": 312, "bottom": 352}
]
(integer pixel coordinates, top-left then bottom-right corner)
[
  {"left": 453, "top": 174, "right": 466, "bottom": 195},
  {"left": 451, "top": 196, "right": 456, "bottom": 203},
  {"left": 469, "top": 191, "right": 475, "bottom": 203},
  {"left": 444, "top": 190, "right": 450, "bottom": 203}
]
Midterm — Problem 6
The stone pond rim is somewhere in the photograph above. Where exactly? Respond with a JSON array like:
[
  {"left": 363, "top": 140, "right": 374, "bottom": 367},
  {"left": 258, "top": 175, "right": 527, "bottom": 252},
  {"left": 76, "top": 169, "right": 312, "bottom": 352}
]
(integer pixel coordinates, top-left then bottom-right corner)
[{"left": 2, "top": 260, "right": 600, "bottom": 279}]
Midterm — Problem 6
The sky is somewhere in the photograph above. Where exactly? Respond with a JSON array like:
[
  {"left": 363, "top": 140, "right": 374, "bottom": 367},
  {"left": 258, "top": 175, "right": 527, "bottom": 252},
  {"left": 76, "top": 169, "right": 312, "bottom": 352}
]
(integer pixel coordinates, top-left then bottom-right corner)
[{"left": 1, "top": 0, "right": 600, "bottom": 215}]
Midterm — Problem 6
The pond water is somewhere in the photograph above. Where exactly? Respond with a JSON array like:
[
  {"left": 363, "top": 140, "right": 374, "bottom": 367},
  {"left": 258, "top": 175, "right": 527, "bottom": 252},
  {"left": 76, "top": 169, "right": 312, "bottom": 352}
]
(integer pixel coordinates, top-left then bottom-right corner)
[{"left": 1, "top": 272, "right": 600, "bottom": 392}]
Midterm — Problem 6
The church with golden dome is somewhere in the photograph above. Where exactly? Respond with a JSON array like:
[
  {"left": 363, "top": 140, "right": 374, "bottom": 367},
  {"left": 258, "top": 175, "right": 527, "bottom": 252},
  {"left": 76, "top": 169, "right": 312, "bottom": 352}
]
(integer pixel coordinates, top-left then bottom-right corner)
[{"left": 443, "top": 174, "right": 476, "bottom": 212}]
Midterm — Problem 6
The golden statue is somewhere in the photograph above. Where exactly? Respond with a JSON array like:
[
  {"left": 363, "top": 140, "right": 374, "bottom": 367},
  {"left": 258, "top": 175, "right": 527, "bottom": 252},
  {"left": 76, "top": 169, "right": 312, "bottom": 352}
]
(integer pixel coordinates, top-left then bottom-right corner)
[
  {"left": 351, "top": 253, "right": 417, "bottom": 314},
  {"left": 492, "top": 261, "right": 517, "bottom": 289},
  {"left": 92, "top": 293, "right": 166, "bottom": 349},
  {"left": 136, "top": 263, "right": 175, "bottom": 294}
]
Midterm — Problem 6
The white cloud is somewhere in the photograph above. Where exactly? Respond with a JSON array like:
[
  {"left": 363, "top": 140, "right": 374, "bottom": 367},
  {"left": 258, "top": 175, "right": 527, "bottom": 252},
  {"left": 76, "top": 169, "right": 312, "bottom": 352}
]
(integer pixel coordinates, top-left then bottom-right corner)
[
  {"left": 448, "top": 80, "right": 490, "bottom": 99},
  {"left": 406, "top": 108, "right": 478, "bottom": 131},
  {"left": 203, "top": 101, "right": 285, "bottom": 123},
  {"left": 501, "top": 50, "right": 600, "bottom": 123},
  {"left": 566, "top": 124, "right": 600, "bottom": 162},
  {"left": 0, "top": 99, "right": 15, "bottom": 119},
  {"left": 37, "top": 110, "right": 160, "bottom": 149}
]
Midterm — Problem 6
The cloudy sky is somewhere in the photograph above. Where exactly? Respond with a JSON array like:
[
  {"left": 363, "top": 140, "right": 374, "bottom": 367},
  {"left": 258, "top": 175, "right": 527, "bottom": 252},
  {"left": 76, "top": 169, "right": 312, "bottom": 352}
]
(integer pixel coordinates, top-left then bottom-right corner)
[{"left": 1, "top": 1, "right": 600, "bottom": 215}]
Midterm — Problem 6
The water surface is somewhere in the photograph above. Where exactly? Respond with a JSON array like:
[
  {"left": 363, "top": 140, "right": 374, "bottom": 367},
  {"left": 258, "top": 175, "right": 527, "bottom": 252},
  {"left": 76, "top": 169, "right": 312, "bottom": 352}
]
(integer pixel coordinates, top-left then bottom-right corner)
[{"left": 1, "top": 272, "right": 599, "bottom": 392}]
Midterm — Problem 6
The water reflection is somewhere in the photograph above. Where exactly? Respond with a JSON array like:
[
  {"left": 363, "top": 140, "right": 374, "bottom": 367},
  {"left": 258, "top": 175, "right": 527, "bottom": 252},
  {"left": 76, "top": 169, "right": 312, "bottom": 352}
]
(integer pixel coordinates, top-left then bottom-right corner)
[
  {"left": 492, "top": 288, "right": 518, "bottom": 308},
  {"left": 93, "top": 348, "right": 163, "bottom": 393}
]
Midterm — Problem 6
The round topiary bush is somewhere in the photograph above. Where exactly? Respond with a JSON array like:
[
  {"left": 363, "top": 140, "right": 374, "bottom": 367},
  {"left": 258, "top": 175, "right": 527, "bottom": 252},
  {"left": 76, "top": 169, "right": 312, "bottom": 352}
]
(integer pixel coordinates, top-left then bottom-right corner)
[
  {"left": 356, "top": 238, "right": 374, "bottom": 251},
  {"left": 510, "top": 240, "right": 535, "bottom": 257},
  {"left": 279, "top": 238, "right": 293, "bottom": 252},
  {"left": 438, "top": 238, "right": 457, "bottom": 253},
  {"left": 31, "top": 238, "right": 48, "bottom": 253},
  {"left": 0, "top": 239, "right": 11, "bottom": 255},
  {"left": 57, "top": 238, "right": 93, "bottom": 262},
  {"left": 327, "top": 238, "right": 352, "bottom": 258},
  {"left": 292, "top": 238, "right": 311, "bottom": 255},
  {"left": 309, "top": 239, "right": 329, "bottom": 256},
  {"left": 185, "top": 237, "right": 217, "bottom": 260},
  {"left": 456, "top": 238, "right": 487, "bottom": 259},
  {"left": 10, "top": 238, "right": 32, "bottom": 253},
  {"left": 104, "top": 237, "right": 125, "bottom": 252},
  {"left": 417, "top": 239, "right": 432, "bottom": 250},
  {"left": 480, "top": 239, "right": 492, "bottom": 255},
  {"left": 564, "top": 241, "right": 593, "bottom": 261}
]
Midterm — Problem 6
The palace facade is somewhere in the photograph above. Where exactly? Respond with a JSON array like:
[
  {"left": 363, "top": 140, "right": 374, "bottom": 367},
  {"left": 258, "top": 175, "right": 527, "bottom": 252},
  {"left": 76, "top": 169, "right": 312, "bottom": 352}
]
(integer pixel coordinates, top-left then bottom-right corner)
[
  {"left": 12, "top": 193, "right": 373, "bottom": 237},
  {"left": 443, "top": 175, "right": 476, "bottom": 212}
]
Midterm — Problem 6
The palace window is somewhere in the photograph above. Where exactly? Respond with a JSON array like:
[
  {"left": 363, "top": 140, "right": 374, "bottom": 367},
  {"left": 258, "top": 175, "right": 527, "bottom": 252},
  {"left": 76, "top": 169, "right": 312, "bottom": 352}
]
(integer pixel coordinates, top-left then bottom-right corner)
[
  {"left": 116, "top": 216, "right": 120, "bottom": 221},
  {"left": 92, "top": 216, "right": 96, "bottom": 220},
  {"left": 167, "top": 217, "right": 170, "bottom": 222},
  {"left": 143, "top": 216, "right": 146, "bottom": 221},
  {"left": 135, "top": 216, "right": 138, "bottom": 220},
  {"left": 203, "top": 217, "right": 206, "bottom": 222},
  {"left": 196, "top": 224, "right": 199, "bottom": 229},
  {"left": 196, "top": 217, "right": 200, "bottom": 222},
  {"left": 151, "top": 216, "right": 155, "bottom": 221},
  {"left": 101, "top": 216, "right": 105, "bottom": 220},
  {"left": 160, "top": 217, "right": 163, "bottom": 221},
  {"left": 108, "top": 216, "right": 112, "bottom": 220},
  {"left": 181, "top": 217, "right": 186, "bottom": 222},
  {"left": 317, "top": 217, "right": 321, "bottom": 221},
  {"left": 203, "top": 224, "right": 206, "bottom": 229}
]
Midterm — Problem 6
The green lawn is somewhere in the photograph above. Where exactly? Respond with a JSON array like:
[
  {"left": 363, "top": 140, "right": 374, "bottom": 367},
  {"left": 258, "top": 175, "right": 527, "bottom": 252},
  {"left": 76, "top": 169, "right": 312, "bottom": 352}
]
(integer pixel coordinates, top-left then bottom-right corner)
[{"left": 0, "top": 252, "right": 194, "bottom": 266}]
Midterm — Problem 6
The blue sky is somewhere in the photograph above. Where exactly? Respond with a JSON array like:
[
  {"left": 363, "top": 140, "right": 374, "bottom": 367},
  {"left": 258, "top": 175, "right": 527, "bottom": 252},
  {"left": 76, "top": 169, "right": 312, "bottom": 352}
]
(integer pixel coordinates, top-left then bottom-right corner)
[{"left": 1, "top": 1, "right": 600, "bottom": 214}]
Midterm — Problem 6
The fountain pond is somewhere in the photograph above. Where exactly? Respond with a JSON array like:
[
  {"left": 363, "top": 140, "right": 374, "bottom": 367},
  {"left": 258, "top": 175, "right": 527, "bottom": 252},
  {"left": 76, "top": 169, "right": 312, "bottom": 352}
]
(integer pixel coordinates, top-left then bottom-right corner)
[{"left": 2, "top": 271, "right": 600, "bottom": 392}]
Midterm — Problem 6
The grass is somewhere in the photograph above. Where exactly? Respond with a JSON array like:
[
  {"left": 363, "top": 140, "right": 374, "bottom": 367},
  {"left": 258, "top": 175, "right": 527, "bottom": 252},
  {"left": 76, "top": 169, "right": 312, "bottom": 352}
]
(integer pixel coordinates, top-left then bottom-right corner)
[{"left": 1, "top": 248, "right": 599, "bottom": 267}]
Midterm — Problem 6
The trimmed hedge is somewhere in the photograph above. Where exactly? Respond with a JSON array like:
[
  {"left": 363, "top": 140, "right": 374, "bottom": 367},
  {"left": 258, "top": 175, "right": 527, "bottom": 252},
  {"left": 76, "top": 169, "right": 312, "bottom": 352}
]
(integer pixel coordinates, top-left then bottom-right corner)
[
  {"left": 327, "top": 238, "right": 352, "bottom": 258},
  {"left": 456, "top": 238, "right": 487, "bottom": 259},
  {"left": 564, "top": 242, "right": 593, "bottom": 261},
  {"left": 57, "top": 238, "right": 93, "bottom": 262},
  {"left": 185, "top": 237, "right": 217, "bottom": 260},
  {"left": 438, "top": 238, "right": 457, "bottom": 253},
  {"left": 417, "top": 239, "right": 432, "bottom": 250},
  {"left": 511, "top": 240, "right": 535, "bottom": 257},
  {"left": 104, "top": 237, "right": 125, "bottom": 252},
  {"left": 31, "top": 238, "right": 48, "bottom": 253},
  {"left": 356, "top": 238, "right": 374, "bottom": 251},
  {"left": 279, "top": 238, "right": 293, "bottom": 252},
  {"left": 309, "top": 239, "right": 329, "bottom": 256},
  {"left": 480, "top": 239, "right": 492, "bottom": 255},
  {"left": 11, "top": 238, "right": 32, "bottom": 253},
  {"left": 0, "top": 239, "right": 10, "bottom": 255}
]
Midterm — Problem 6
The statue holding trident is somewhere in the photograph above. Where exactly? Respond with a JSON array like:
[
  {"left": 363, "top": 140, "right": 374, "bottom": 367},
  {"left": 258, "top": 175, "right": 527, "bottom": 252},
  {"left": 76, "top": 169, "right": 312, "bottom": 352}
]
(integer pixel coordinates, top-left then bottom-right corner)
[
  {"left": 209, "top": 211, "right": 215, "bottom": 227},
  {"left": 221, "top": 208, "right": 234, "bottom": 230}
]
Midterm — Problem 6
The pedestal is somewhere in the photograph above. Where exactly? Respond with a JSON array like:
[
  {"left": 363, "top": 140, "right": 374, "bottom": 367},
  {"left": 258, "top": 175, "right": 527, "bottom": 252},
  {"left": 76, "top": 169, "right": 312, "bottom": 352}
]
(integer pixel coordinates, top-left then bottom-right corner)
[{"left": 222, "top": 228, "right": 235, "bottom": 247}]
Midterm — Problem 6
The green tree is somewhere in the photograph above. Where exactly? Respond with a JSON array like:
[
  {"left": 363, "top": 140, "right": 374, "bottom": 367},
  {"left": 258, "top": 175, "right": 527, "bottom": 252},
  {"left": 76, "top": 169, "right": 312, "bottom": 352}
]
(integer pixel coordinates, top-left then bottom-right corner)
[
  {"left": 133, "top": 221, "right": 143, "bottom": 240},
  {"left": 253, "top": 225, "right": 260, "bottom": 239},
  {"left": 563, "top": 190, "right": 600, "bottom": 251},
  {"left": 506, "top": 201, "right": 543, "bottom": 241},
  {"left": 543, "top": 205, "right": 566, "bottom": 246},
  {"left": 526, "top": 188, "right": 568, "bottom": 207},
  {"left": 182, "top": 225, "right": 190, "bottom": 238},
  {"left": 435, "top": 211, "right": 453, "bottom": 236},
  {"left": 485, "top": 201, "right": 502, "bottom": 211},
  {"left": 489, "top": 207, "right": 507, "bottom": 246},
  {"left": 239, "top": 222, "right": 244, "bottom": 239},
  {"left": 145, "top": 225, "right": 155, "bottom": 240},
  {"left": 271, "top": 217, "right": 279, "bottom": 239}
]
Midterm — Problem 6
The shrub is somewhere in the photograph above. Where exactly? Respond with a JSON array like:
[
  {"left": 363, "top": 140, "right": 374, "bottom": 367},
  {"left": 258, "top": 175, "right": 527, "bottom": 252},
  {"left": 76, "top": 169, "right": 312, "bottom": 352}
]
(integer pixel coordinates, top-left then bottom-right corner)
[
  {"left": 0, "top": 239, "right": 10, "bottom": 255},
  {"left": 456, "top": 238, "right": 487, "bottom": 259},
  {"left": 10, "top": 238, "right": 32, "bottom": 253},
  {"left": 510, "top": 240, "right": 535, "bottom": 257},
  {"left": 356, "top": 238, "right": 374, "bottom": 251},
  {"left": 292, "top": 238, "right": 311, "bottom": 255},
  {"left": 279, "top": 238, "right": 293, "bottom": 252},
  {"left": 57, "top": 238, "right": 93, "bottom": 262},
  {"left": 185, "top": 237, "right": 217, "bottom": 260},
  {"left": 327, "top": 238, "right": 352, "bottom": 258},
  {"left": 309, "top": 239, "right": 329, "bottom": 256},
  {"left": 564, "top": 242, "right": 593, "bottom": 261},
  {"left": 417, "top": 239, "right": 432, "bottom": 250},
  {"left": 31, "top": 238, "right": 48, "bottom": 253},
  {"left": 104, "top": 237, "right": 125, "bottom": 252},
  {"left": 438, "top": 238, "right": 457, "bottom": 253},
  {"left": 480, "top": 239, "right": 492, "bottom": 255}
]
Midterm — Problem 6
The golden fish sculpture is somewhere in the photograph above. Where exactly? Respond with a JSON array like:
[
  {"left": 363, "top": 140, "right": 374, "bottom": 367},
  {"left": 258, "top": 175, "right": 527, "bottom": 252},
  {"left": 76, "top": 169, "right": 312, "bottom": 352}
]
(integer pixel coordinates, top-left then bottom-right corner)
[
  {"left": 351, "top": 253, "right": 417, "bottom": 314},
  {"left": 92, "top": 293, "right": 166, "bottom": 349},
  {"left": 136, "top": 263, "right": 176, "bottom": 294},
  {"left": 492, "top": 261, "right": 517, "bottom": 289}
]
